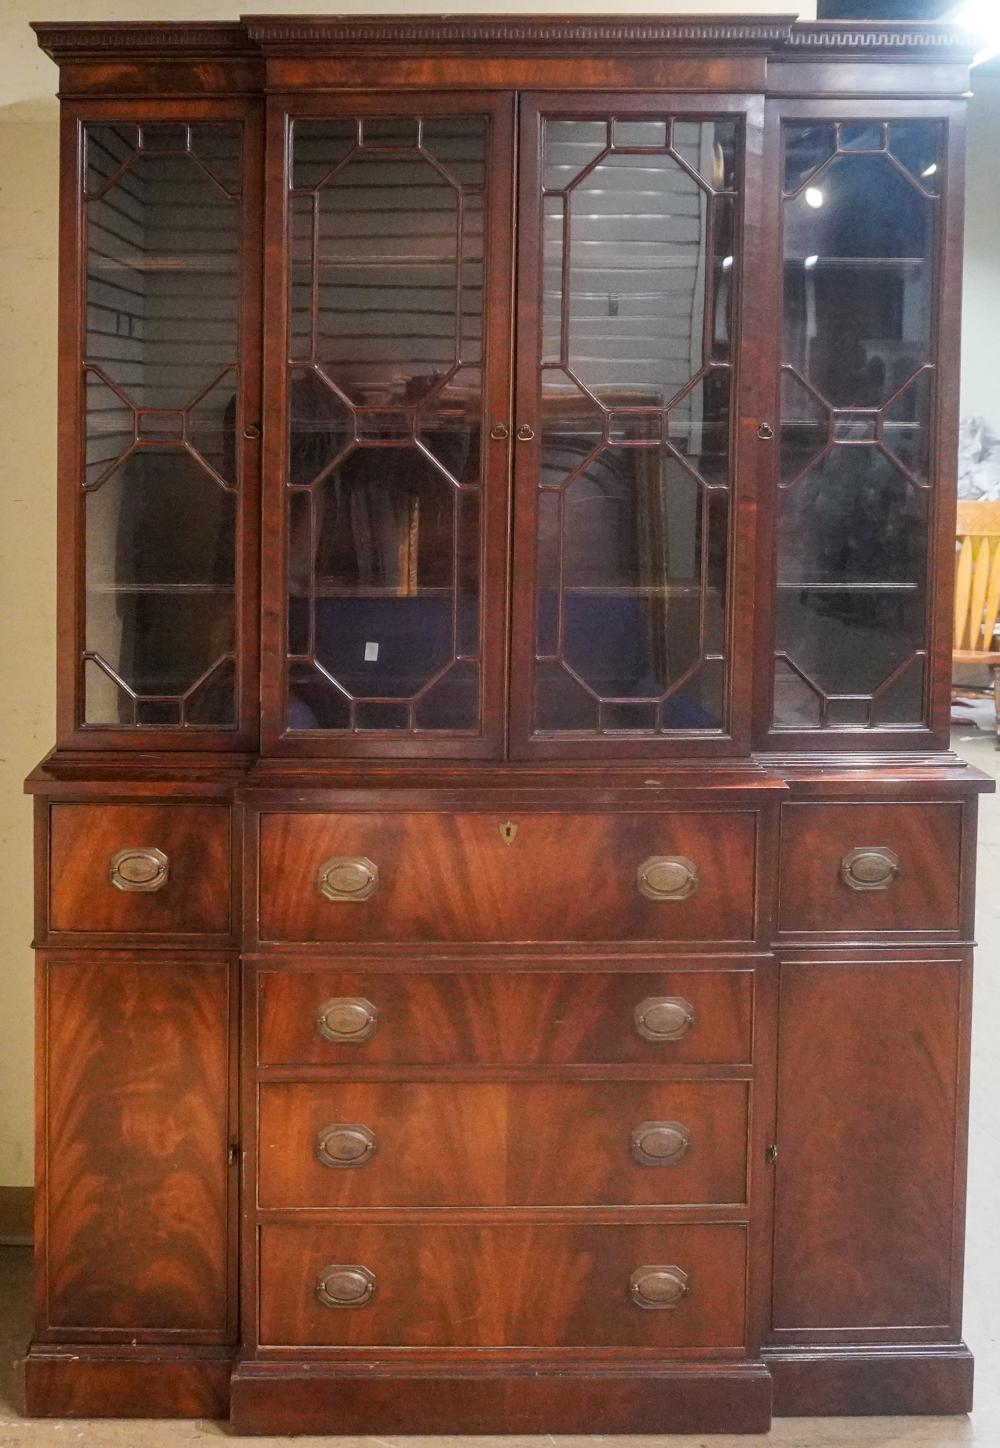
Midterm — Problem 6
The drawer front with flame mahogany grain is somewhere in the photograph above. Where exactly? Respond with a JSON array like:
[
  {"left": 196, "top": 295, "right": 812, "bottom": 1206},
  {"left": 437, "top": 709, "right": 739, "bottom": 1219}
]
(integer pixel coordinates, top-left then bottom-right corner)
[
  {"left": 257, "top": 966, "right": 754, "bottom": 1067},
  {"left": 48, "top": 803, "right": 232, "bottom": 937},
  {"left": 257, "top": 1080, "right": 749, "bottom": 1209},
  {"left": 778, "top": 802, "right": 964, "bottom": 936},
  {"left": 258, "top": 1221, "right": 748, "bottom": 1349},
  {"left": 257, "top": 810, "right": 757, "bottom": 944}
]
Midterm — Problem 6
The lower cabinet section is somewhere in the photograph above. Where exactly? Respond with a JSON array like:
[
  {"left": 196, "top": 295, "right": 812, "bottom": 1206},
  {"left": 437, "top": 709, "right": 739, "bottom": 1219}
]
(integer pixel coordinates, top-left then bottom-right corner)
[
  {"left": 257, "top": 1222, "right": 749, "bottom": 1349},
  {"left": 37, "top": 954, "right": 236, "bottom": 1340}
]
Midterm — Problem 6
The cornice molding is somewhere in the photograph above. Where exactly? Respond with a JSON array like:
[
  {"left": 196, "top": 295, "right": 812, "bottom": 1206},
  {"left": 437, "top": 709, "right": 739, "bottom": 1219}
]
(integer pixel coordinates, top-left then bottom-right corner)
[
  {"left": 31, "top": 20, "right": 258, "bottom": 61},
  {"left": 786, "top": 21, "right": 980, "bottom": 59},
  {"left": 242, "top": 14, "right": 795, "bottom": 51},
  {"left": 32, "top": 14, "right": 978, "bottom": 68}
]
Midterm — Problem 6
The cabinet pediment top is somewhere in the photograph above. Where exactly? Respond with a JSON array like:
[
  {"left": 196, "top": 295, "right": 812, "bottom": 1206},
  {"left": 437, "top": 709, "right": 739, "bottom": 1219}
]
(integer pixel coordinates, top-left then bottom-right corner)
[{"left": 32, "top": 14, "right": 979, "bottom": 65}]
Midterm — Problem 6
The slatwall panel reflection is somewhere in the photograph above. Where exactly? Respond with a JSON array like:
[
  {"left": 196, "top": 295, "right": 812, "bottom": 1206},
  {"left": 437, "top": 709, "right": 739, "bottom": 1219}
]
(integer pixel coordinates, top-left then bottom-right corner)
[
  {"left": 285, "top": 116, "right": 488, "bottom": 736},
  {"left": 82, "top": 122, "right": 242, "bottom": 728}
]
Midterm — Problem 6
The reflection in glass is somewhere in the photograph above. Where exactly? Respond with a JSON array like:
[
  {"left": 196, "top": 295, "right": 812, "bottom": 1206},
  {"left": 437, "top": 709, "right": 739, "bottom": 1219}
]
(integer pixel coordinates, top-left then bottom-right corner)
[
  {"left": 774, "top": 121, "right": 941, "bottom": 730},
  {"left": 285, "top": 115, "right": 487, "bottom": 734},
  {"left": 82, "top": 122, "right": 241, "bottom": 726},
  {"left": 532, "top": 115, "right": 738, "bottom": 736}
]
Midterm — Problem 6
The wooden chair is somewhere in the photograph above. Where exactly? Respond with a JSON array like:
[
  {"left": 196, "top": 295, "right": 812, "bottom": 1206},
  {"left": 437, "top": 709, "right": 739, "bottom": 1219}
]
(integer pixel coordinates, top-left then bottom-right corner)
[{"left": 954, "top": 500, "right": 1000, "bottom": 732}]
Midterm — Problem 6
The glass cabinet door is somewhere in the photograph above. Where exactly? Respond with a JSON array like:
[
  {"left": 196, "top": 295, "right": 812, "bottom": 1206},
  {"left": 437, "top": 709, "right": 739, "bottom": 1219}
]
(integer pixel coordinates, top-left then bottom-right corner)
[
  {"left": 771, "top": 116, "right": 945, "bottom": 736},
  {"left": 509, "top": 97, "right": 749, "bottom": 755},
  {"left": 271, "top": 96, "right": 513, "bottom": 754},
  {"left": 78, "top": 113, "right": 256, "bottom": 740}
]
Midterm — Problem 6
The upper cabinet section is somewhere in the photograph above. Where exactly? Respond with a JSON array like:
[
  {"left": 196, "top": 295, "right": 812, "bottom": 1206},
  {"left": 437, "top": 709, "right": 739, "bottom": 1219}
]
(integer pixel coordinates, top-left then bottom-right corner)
[{"left": 34, "top": 18, "right": 976, "bottom": 760}]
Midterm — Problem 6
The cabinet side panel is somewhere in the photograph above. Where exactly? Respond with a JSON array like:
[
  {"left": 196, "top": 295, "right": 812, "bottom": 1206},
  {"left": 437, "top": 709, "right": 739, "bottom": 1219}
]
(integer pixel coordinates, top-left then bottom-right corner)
[
  {"left": 773, "top": 955, "right": 965, "bottom": 1333},
  {"left": 42, "top": 956, "right": 232, "bottom": 1336}
]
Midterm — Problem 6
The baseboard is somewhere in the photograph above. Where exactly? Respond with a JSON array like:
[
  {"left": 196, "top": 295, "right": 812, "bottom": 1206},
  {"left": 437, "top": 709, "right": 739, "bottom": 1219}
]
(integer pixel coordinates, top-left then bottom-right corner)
[
  {"left": 765, "top": 1343, "right": 974, "bottom": 1417},
  {"left": 21, "top": 1344, "right": 233, "bottom": 1419},
  {"left": 230, "top": 1359, "right": 773, "bottom": 1435},
  {"left": 0, "top": 1186, "right": 32, "bottom": 1246}
]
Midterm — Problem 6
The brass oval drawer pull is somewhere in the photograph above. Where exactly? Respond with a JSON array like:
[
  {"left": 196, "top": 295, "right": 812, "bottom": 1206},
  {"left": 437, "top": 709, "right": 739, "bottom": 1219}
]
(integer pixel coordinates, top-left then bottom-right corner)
[
  {"left": 316, "top": 996, "right": 378, "bottom": 1044},
  {"left": 317, "top": 855, "right": 379, "bottom": 902},
  {"left": 637, "top": 855, "right": 699, "bottom": 900},
  {"left": 840, "top": 846, "right": 900, "bottom": 892},
  {"left": 316, "top": 1122, "right": 377, "bottom": 1169},
  {"left": 109, "top": 846, "right": 169, "bottom": 893},
  {"left": 630, "top": 1264, "right": 689, "bottom": 1310},
  {"left": 634, "top": 996, "right": 695, "bottom": 1042},
  {"left": 315, "top": 1263, "right": 375, "bottom": 1310},
  {"left": 631, "top": 1120, "right": 691, "bottom": 1167}
]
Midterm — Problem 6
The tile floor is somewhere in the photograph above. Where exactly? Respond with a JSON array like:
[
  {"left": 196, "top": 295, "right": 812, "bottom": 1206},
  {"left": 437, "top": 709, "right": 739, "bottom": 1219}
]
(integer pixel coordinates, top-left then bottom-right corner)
[{"left": 1, "top": 732, "right": 997, "bottom": 1447}]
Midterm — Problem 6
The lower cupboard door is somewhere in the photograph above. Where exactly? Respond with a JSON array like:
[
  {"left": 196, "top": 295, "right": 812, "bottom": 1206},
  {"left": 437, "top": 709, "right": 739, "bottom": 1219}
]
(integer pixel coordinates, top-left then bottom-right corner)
[
  {"left": 258, "top": 1223, "right": 748, "bottom": 1349},
  {"left": 41, "top": 956, "right": 233, "bottom": 1337}
]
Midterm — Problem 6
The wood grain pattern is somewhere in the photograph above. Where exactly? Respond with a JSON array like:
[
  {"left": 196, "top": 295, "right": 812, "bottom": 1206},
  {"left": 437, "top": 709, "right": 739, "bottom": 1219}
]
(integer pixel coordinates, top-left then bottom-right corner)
[
  {"left": 49, "top": 803, "right": 231, "bottom": 936},
  {"left": 259, "top": 1221, "right": 748, "bottom": 1348},
  {"left": 778, "top": 801, "right": 964, "bottom": 935},
  {"left": 257, "top": 966, "right": 754, "bottom": 1067},
  {"left": 258, "top": 1080, "right": 749, "bottom": 1208},
  {"left": 258, "top": 811, "right": 757, "bottom": 943},
  {"left": 772, "top": 956, "right": 964, "bottom": 1333},
  {"left": 42, "top": 957, "right": 232, "bottom": 1335}
]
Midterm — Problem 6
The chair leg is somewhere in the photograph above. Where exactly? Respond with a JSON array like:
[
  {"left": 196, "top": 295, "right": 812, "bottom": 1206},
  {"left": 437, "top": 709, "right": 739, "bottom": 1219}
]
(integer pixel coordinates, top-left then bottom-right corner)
[{"left": 991, "top": 664, "right": 1000, "bottom": 746}]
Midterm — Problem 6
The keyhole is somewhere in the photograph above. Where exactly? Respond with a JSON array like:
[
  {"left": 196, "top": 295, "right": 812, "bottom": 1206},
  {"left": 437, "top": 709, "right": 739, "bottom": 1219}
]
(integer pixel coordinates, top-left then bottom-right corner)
[{"left": 499, "top": 821, "right": 518, "bottom": 845}]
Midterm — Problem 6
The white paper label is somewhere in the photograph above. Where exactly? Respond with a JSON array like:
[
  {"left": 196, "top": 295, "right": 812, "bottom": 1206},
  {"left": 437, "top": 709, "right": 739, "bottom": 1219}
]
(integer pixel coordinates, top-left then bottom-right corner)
[{"left": 364, "top": 641, "right": 379, "bottom": 662}]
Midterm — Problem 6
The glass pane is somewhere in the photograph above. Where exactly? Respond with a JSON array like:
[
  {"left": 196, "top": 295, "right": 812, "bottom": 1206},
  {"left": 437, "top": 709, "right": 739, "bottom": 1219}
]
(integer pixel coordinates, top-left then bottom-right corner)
[
  {"left": 82, "top": 121, "right": 241, "bottom": 727},
  {"left": 531, "top": 114, "right": 738, "bottom": 738},
  {"left": 286, "top": 112, "right": 488, "bottom": 734},
  {"left": 774, "top": 120, "right": 941, "bottom": 731}
]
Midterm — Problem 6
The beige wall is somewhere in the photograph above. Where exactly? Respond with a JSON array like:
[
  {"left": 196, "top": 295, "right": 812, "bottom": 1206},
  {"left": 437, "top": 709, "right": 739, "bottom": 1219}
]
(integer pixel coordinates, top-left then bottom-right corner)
[{"left": 9, "top": 0, "right": 1000, "bottom": 1195}]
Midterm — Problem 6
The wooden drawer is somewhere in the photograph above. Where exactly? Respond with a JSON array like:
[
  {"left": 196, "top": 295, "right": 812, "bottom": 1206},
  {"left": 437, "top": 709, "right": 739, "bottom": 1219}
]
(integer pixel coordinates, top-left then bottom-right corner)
[
  {"left": 258, "top": 1080, "right": 749, "bottom": 1208},
  {"left": 257, "top": 967, "right": 754, "bottom": 1067},
  {"left": 48, "top": 804, "right": 231, "bottom": 937},
  {"left": 258, "top": 811, "right": 757, "bottom": 944},
  {"left": 778, "top": 802, "right": 963, "bottom": 935},
  {"left": 259, "top": 1222, "right": 747, "bottom": 1349}
]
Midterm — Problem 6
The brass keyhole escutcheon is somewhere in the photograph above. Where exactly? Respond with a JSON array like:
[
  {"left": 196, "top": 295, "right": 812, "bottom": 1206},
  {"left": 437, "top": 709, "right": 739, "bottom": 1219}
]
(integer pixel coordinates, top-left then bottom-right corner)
[{"left": 499, "top": 820, "right": 518, "bottom": 845}]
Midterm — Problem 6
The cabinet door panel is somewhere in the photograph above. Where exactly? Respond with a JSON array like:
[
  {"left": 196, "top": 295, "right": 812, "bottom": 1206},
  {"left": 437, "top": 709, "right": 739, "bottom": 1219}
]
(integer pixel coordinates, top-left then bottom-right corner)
[
  {"left": 265, "top": 94, "right": 514, "bottom": 757},
  {"left": 70, "top": 105, "right": 261, "bottom": 747},
  {"left": 767, "top": 107, "right": 959, "bottom": 745},
  {"left": 510, "top": 95, "right": 757, "bottom": 757},
  {"left": 773, "top": 956, "right": 964, "bottom": 1333},
  {"left": 41, "top": 957, "right": 233, "bottom": 1337}
]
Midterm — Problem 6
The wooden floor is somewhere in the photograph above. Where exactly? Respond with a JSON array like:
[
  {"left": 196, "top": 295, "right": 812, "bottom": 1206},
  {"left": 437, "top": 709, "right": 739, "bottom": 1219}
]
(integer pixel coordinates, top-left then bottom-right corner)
[{"left": 1, "top": 732, "right": 997, "bottom": 1447}]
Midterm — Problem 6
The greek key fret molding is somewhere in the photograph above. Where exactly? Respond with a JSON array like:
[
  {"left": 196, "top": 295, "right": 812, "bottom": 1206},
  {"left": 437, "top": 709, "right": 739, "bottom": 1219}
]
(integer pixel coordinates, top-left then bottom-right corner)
[{"left": 786, "top": 22, "right": 979, "bottom": 56}]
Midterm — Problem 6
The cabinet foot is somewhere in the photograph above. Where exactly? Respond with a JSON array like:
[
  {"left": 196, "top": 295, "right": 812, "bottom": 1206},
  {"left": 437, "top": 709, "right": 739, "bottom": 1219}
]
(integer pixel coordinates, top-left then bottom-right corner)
[
  {"left": 20, "top": 1344, "right": 233, "bottom": 1419},
  {"left": 230, "top": 1359, "right": 773, "bottom": 1435},
  {"left": 766, "top": 1344, "right": 974, "bottom": 1417}
]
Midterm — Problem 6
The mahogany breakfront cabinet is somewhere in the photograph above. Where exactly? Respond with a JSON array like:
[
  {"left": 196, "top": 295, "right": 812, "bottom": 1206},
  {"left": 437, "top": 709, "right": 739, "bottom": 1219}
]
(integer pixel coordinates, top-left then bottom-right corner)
[{"left": 23, "top": 12, "right": 993, "bottom": 1436}]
